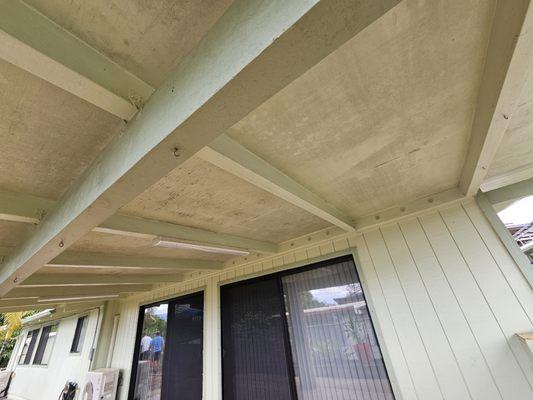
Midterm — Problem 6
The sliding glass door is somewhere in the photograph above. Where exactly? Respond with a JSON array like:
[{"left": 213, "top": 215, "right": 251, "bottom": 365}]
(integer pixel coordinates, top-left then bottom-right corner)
[
  {"left": 221, "top": 256, "right": 394, "bottom": 400},
  {"left": 129, "top": 292, "right": 204, "bottom": 400}
]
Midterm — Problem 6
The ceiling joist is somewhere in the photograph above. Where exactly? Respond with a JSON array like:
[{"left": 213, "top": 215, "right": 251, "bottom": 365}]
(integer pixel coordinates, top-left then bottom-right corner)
[
  {"left": 19, "top": 273, "right": 185, "bottom": 287},
  {"left": 199, "top": 134, "right": 356, "bottom": 232},
  {"left": 0, "top": 247, "right": 222, "bottom": 271},
  {"left": 0, "top": 189, "right": 277, "bottom": 254},
  {"left": 0, "top": 0, "right": 399, "bottom": 295},
  {"left": 0, "top": 0, "right": 154, "bottom": 120},
  {"left": 4, "top": 284, "right": 154, "bottom": 300},
  {"left": 459, "top": 0, "right": 533, "bottom": 196}
]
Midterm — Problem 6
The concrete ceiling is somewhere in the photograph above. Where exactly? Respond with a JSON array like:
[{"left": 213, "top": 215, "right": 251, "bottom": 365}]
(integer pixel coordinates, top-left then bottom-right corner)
[
  {"left": 120, "top": 157, "right": 330, "bottom": 243},
  {"left": 4, "top": 0, "right": 533, "bottom": 306},
  {"left": 228, "top": 0, "right": 494, "bottom": 218},
  {"left": 24, "top": 0, "right": 233, "bottom": 87},
  {"left": 0, "top": 58, "right": 123, "bottom": 199}
]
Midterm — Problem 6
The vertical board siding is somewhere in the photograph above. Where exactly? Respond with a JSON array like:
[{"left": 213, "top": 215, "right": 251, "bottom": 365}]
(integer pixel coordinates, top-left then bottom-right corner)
[
  {"left": 364, "top": 229, "right": 443, "bottom": 399},
  {"left": 380, "top": 224, "right": 471, "bottom": 400},
  {"left": 398, "top": 218, "right": 500, "bottom": 400},
  {"left": 109, "top": 201, "right": 533, "bottom": 400}
]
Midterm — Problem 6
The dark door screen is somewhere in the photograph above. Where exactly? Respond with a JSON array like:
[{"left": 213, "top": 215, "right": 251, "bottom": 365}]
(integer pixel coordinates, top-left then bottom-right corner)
[
  {"left": 221, "top": 278, "right": 294, "bottom": 400},
  {"left": 161, "top": 292, "right": 204, "bottom": 400}
]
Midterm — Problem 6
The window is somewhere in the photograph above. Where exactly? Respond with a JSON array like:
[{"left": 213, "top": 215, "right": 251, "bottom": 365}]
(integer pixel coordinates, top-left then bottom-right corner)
[
  {"left": 32, "top": 324, "right": 58, "bottom": 365},
  {"left": 70, "top": 316, "right": 88, "bottom": 353},
  {"left": 18, "top": 329, "right": 39, "bottom": 365},
  {"left": 221, "top": 256, "right": 395, "bottom": 400}
]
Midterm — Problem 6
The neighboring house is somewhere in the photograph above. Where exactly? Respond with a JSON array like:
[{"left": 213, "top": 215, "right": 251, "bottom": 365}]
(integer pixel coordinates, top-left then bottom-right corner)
[
  {"left": 7, "top": 309, "right": 101, "bottom": 400},
  {"left": 0, "top": 1, "right": 533, "bottom": 400}
]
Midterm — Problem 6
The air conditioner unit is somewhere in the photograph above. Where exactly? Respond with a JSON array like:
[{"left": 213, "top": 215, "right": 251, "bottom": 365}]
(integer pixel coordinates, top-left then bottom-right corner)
[{"left": 83, "top": 368, "right": 119, "bottom": 400}]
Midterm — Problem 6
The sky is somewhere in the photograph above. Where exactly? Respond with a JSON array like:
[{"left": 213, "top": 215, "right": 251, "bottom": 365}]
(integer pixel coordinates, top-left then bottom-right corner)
[{"left": 498, "top": 195, "right": 533, "bottom": 225}]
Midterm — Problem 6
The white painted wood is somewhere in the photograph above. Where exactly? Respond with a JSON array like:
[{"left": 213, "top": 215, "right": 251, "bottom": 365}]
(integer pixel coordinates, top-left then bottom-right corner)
[
  {"left": 460, "top": 0, "right": 533, "bottom": 195},
  {"left": 440, "top": 204, "right": 533, "bottom": 389},
  {"left": 484, "top": 176, "right": 533, "bottom": 204},
  {"left": 399, "top": 217, "right": 501, "bottom": 400},
  {"left": 1, "top": 246, "right": 223, "bottom": 271},
  {"left": 380, "top": 224, "right": 471, "bottom": 399},
  {"left": 19, "top": 273, "right": 184, "bottom": 287},
  {"left": 0, "top": 0, "right": 153, "bottom": 119},
  {"left": 198, "top": 134, "right": 355, "bottom": 231},
  {"left": 363, "top": 229, "right": 443, "bottom": 399},
  {"left": 352, "top": 237, "right": 418, "bottom": 400},
  {"left": 421, "top": 208, "right": 533, "bottom": 398},
  {"left": 480, "top": 162, "right": 533, "bottom": 192},
  {"left": 475, "top": 193, "right": 533, "bottom": 287},
  {"left": 0, "top": 0, "right": 400, "bottom": 295},
  {"left": 100, "top": 214, "right": 278, "bottom": 254},
  {"left": 4, "top": 284, "right": 153, "bottom": 299},
  {"left": 463, "top": 200, "right": 533, "bottom": 319},
  {"left": 49, "top": 251, "right": 223, "bottom": 271}
]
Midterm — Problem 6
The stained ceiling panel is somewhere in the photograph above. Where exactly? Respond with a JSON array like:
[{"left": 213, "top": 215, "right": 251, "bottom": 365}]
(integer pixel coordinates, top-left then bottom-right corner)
[
  {"left": 228, "top": 0, "right": 494, "bottom": 218},
  {"left": 120, "top": 157, "right": 331, "bottom": 243},
  {"left": 0, "top": 58, "right": 123, "bottom": 199},
  {"left": 25, "top": 0, "right": 233, "bottom": 87}
]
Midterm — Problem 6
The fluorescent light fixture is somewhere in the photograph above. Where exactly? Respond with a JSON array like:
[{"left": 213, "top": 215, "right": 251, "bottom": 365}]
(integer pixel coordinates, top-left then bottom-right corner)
[
  {"left": 152, "top": 236, "right": 250, "bottom": 256},
  {"left": 37, "top": 294, "right": 119, "bottom": 303}
]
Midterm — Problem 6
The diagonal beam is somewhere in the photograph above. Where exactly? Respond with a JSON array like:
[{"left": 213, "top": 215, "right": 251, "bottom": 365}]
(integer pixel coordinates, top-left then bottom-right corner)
[
  {"left": 4, "top": 284, "right": 153, "bottom": 299},
  {"left": 19, "top": 273, "right": 185, "bottom": 287},
  {"left": 0, "top": 189, "right": 277, "bottom": 254},
  {"left": 459, "top": 0, "right": 533, "bottom": 196},
  {"left": 0, "top": 0, "right": 154, "bottom": 119},
  {"left": 0, "top": 0, "right": 399, "bottom": 295},
  {"left": 198, "top": 134, "right": 355, "bottom": 231},
  {"left": 0, "top": 247, "right": 222, "bottom": 271}
]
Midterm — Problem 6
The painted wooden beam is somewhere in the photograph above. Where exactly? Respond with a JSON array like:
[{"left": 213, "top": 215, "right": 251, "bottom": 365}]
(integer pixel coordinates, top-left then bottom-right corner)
[
  {"left": 460, "top": 0, "right": 533, "bottom": 196},
  {"left": 19, "top": 273, "right": 185, "bottom": 287},
  {"left": 0, "top": 189, "right": 277, "bottom": 254},
  {"left": 0, "top": 0, "right": 399, "bottom": 295},
  {"left": 198, "top": 134, "right": 355, "bottom": 231},
  {"left": 49, "top": 252, "right": 223, "bottom": 271},
  {"left": 0, "top": 247, "right": 222, "bottom": 271},
  {"left": 484, "top": 176, "right": 533, "bottom": 205},
  {"left": 476, "top": 193, "right": 533, "bottom": 287},
  {"left": 99, "top": 214, "right": 278, "bottom": 254},
  {"left": 0, "top": 0, "right": 154, "bottom": 119},
  {"left": 480, "top": 162, "right": 533, "bottom": 192},
  {"left": 4, "top": 284, "right": 153, "bottom": 299}
]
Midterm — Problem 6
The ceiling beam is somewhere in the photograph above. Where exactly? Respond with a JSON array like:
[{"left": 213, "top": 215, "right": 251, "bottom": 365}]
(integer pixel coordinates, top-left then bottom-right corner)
[
  {"left": 0, "top": 247, "right": 222, "bottom": 271},
  {"left": 4, "top": 284, "right": 153, "bottom": 299},
  {"left": 198, "top": 134, "right": 355, "bottom": 232},
  {"left": 19, "top": 273, "right": 185, "bottom": 287},
  {"left": 0, "top": 189, "right": 277, "bottom": 254},
  {"left": 99, "top": 214, "right": 278, "bottom": 254},
  {"left": 480, "top": 162, "right": 533, "bottom": 192},
  {"left": 0, "top": 0, "right": 399, "bottom": 295},
  {"left": 483, "top": 176, "right": 533, "bottom": 205},
  {"left": 459, "top": 0, "right": 533, "bottom": 196},
  {"left": 0, "top": 0, "right": 154, "bottom": 120}
]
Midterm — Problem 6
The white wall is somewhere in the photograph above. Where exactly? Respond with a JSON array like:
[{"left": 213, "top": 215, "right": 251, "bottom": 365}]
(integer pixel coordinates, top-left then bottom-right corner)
[
  {"left": 105, "top": 200, "right": 533, "bottom": 399},
  {"left": 8, "top": 308, "right": 101, "bottom": 400}
]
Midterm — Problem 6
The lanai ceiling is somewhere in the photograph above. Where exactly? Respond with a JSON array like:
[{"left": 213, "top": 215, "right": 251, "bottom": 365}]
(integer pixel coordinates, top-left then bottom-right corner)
[{"left": 0, "top": 0, "right": 532, "bottom": 311}]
